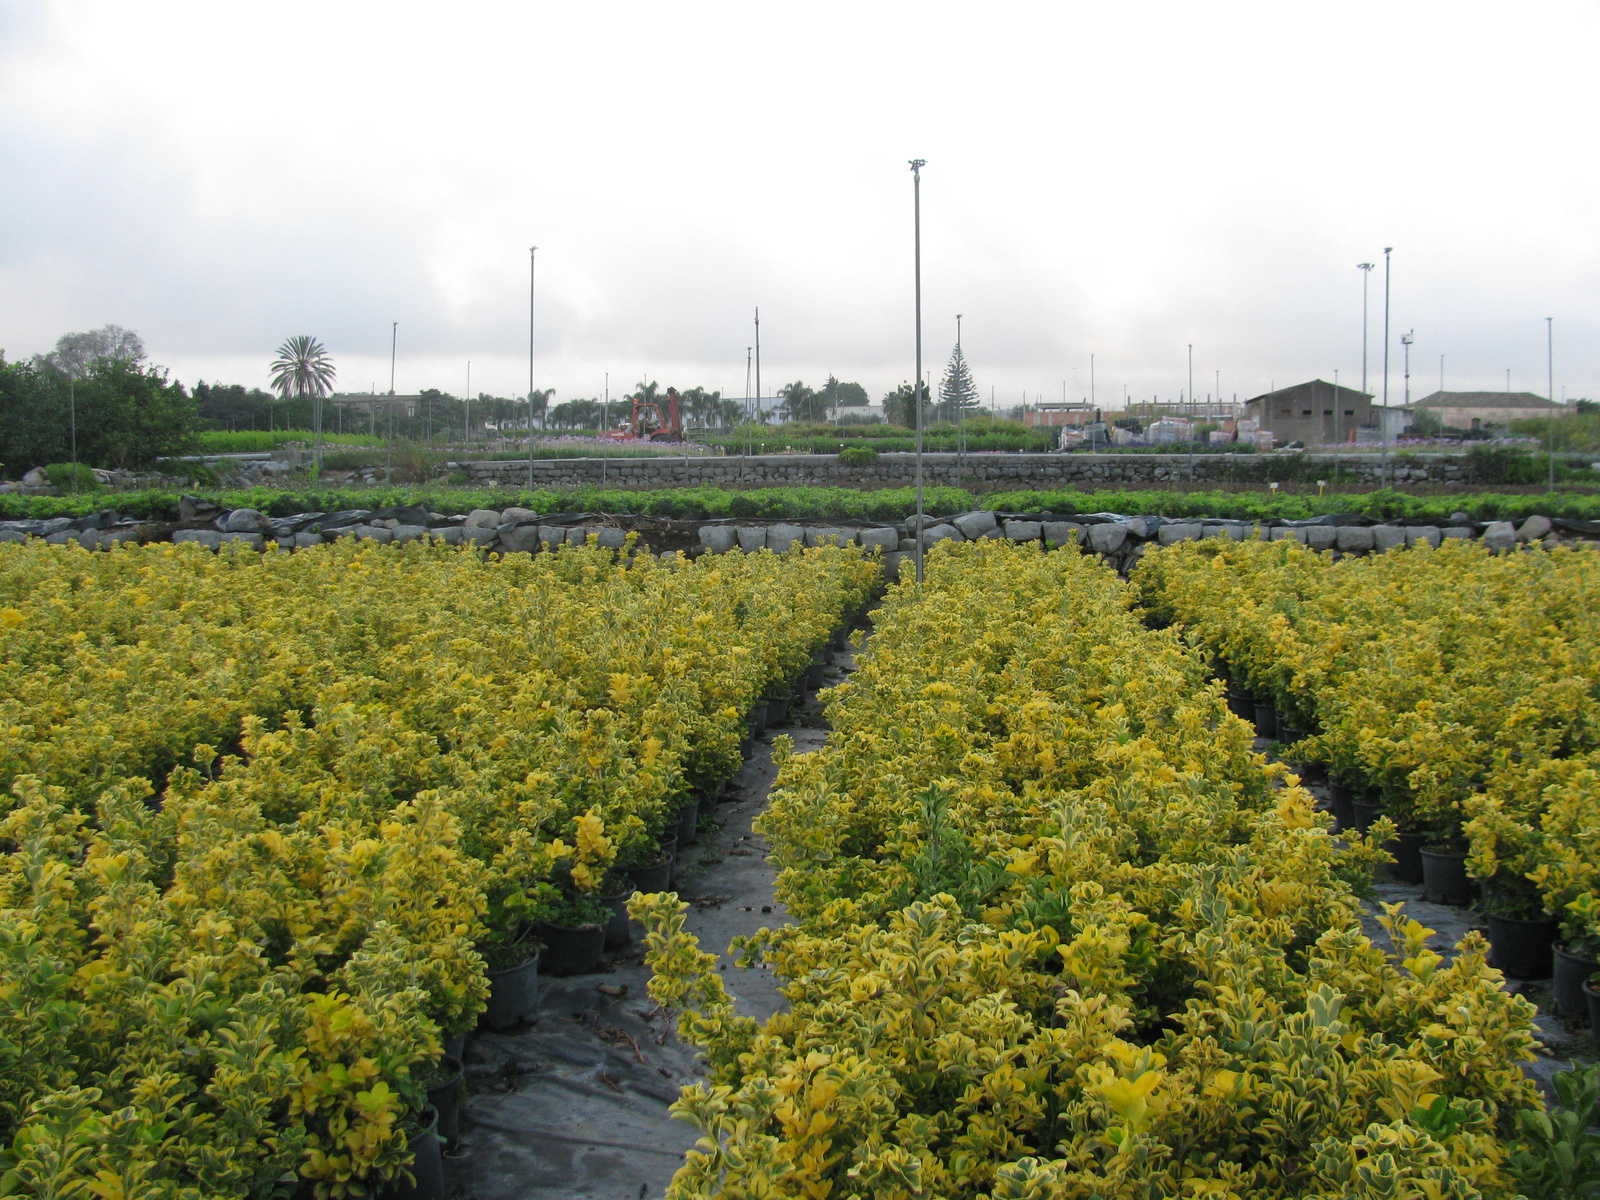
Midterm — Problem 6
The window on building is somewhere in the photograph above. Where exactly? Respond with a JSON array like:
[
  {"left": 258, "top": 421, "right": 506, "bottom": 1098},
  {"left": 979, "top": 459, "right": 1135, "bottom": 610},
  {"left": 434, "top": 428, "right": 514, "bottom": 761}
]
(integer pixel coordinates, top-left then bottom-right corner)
[
  {"left": 1279, "top": 407, "right": 1291, "bottom": 416},
  {"left": 1301, "top": 409, "right": 1312, "bottom": 416},
  {"left": 1323, "top": 409, "right": 1333, "bottom": 415},
  {"left": 1344, "top": 409, "right": 1354, "bottom": 416}
]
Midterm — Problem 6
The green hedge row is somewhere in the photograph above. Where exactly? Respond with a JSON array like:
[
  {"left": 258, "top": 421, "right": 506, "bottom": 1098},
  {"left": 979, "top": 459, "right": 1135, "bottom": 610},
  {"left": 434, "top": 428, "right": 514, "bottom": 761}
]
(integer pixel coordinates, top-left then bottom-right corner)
[{"left": 5, "top": 484, "right": 1600, "bottom": 524}]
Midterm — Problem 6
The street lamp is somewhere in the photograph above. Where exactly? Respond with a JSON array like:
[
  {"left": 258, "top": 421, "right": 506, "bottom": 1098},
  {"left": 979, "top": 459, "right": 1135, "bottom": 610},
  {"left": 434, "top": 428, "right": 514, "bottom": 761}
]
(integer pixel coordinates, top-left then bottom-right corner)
[
  {"left": 910, "top": 158, "right": 927, "bottom": 585},
  {"left": 1381, "top": 248, "right": 1392, "bottom": 485},
  {"left": 1542, "top": 316, "right": 1555, "bottom": 496},
  {"left": 1357, "top": 263, "right": 1375, "bottom": 398},
  {"left": 537, "top": 246, "right": 544, "bottom": 489}
]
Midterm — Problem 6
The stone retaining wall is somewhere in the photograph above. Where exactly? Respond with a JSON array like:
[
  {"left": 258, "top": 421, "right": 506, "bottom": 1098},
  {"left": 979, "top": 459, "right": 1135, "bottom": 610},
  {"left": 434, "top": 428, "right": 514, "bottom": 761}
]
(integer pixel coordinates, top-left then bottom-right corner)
[
  {"left": 8, "top": 500, "right": 1592, "bottom": 582},
  {"left": 463, "top": 451, "right": 1468, "bottom": 490}
]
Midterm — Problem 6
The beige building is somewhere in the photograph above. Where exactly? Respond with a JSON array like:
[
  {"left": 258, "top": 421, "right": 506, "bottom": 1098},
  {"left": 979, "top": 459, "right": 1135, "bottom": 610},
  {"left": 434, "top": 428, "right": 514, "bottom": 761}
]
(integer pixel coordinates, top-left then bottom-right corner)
[{"left": 1407, "top": 391, "right": 1562, "bottom": 430}]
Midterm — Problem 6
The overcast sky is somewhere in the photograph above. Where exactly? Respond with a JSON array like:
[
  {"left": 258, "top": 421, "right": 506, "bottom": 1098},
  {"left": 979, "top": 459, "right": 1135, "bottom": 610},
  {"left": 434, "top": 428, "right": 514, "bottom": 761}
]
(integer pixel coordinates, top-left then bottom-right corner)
[{"left": 3, "top": 1, "right": 1596, "bottom": 412}]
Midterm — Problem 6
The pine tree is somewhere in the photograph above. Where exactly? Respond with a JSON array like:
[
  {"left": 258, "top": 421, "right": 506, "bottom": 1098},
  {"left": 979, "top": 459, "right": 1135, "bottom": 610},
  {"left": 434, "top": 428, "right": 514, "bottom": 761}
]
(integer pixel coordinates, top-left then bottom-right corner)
[{"left": 939, "top": 341, "right": 979, "bottom": 423}]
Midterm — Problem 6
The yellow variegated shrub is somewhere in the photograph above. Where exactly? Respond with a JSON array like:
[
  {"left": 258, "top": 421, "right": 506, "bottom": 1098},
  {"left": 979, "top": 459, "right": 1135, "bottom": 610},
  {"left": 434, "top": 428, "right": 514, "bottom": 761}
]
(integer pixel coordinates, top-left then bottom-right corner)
[
  {"left": 0, "top": 536, "right": 875, "bottom": 1197},
  {"left": 637, "top": 540, "right": 1543, "bottom": 1200},
  {"left": 1135, "top": 538, "right": 1600, "bottom": 930}
]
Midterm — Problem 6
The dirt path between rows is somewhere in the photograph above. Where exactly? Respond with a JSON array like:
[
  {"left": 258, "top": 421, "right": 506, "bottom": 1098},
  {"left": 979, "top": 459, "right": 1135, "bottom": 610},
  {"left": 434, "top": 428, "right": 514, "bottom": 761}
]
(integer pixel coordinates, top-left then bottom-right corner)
[{"left": 443, "top": 647, "right": 853, "bottom": 1200}]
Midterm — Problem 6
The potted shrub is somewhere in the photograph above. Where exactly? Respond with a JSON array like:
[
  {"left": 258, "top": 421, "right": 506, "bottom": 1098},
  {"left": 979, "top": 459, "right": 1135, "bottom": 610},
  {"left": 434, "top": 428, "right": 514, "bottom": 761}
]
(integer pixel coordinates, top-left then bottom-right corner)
[
  {"left": 1481, "top": 873, "right": 1560, "bottom": 980},
  {"left": 535, "top": 888, "right": 609, "bottom": 976},
  {"left": 476, "top": 882, "right": 544, "bottom": 1031},
  {"left": 1554, "top": 895, "right": 1600, "bottom": 1022}
]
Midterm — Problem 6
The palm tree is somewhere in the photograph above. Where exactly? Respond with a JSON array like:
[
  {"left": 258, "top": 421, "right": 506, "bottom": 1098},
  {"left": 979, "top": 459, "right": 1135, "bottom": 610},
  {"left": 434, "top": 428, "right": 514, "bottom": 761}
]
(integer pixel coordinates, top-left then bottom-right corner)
[{"left": 269, "top": 335, "right": 337, "bottom": 466}]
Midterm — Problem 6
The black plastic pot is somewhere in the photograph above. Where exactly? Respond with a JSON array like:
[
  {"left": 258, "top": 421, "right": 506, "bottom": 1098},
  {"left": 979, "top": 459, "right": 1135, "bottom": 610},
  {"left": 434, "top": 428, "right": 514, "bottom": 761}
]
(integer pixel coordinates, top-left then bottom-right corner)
[
  {"left": 1587, "top": 980, "right": 1600, "bottom": 1040},
  {"left": 625, "top": 850, "right": 674, "bottom": 895},
  {"left": 600, "top": 886, "right": 634, "bottom": 949},
  {"left": 803, "top": 662, "right": 827, "bottom": 690},
  {"left": 536, "top": 920, "right": 606, "bottom": 977},
  {"left": 1386, "top": 832, "right": 1427, "bottom": 885},
  {"left": 1280, "top": 723, "right": 1308, "bottom": 747},
  {"left": 479, "top": 953, "right": 540, "bottom": 1031},
  {"left": 832, "top": 625, "right": 850, "bottom": 651},
  {"left": 1253, "top": 702, "right": 1278, "bottom": 740},
  {"left": 747, "top": 703, "right": 767, "bottom": 737},
  {"left": 1350, "top": 799, "right": 1382, "bottom": 835},
  {"left": 1420, "top": 847, "right": 1474, "bottom": 906},
  {"left": 675, "top": 797, "right": 701, "bottom": 846},
  {"left": 763, "top": 693, "right": 794, "bottom": 727},
  {"left": 1225, "top": 689, "right": 1254, "bottom": 720},
  {"left": 1487, "top": 913, "right": 1560, "bottom": 980},
  {"left": 388, "top": 1107, "right": 445, "bottom": 1200},
  {"left": 1329, "top": 785, "right": 1355, "bottom": 833},
  {"left": 1553, "top": 943, "right": 1598, "bottom": 1020},
  {"left": 442, "top": 1033, "right": 466, "bottom": 1063},
  {"left": 426, "top": 1056, "right": 463, "bottom": 1150}
]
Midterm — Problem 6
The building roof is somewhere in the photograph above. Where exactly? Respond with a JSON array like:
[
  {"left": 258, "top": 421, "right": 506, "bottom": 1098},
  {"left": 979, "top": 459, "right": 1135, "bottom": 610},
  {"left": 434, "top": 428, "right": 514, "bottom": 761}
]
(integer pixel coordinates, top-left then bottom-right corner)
[
  {"left": 1244, "top": 379, "right": 1374, "bottom": 406},
  {"left": 1409, "top": 391, "right": 1558, "bottom": 410}
]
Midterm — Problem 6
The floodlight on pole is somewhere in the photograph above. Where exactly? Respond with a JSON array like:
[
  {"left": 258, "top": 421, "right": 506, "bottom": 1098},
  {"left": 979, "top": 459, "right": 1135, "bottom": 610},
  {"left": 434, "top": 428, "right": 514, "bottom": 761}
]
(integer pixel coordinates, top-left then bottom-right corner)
[
  {"left": 1357, "top": 263, "right": 1375, "bottom": 398},
  {"left": 1542, "top": 316, "right": 1555, "bottom": 496},
  {"left": 537, "top": 246, "right": 544, "bottom": 489},
  {"left": 1381, "top": 248, "right": 1392, "bottom": 485},
  {"left": 910, "top": 158, "right": 926, "bottom": 585}
]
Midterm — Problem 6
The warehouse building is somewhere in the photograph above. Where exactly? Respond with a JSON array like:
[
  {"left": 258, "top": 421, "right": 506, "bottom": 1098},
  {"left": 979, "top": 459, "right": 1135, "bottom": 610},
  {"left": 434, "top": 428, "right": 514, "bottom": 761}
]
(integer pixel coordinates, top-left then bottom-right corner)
[{"left": 1243, "top": 380, "right": 1377, "bottom": 446}]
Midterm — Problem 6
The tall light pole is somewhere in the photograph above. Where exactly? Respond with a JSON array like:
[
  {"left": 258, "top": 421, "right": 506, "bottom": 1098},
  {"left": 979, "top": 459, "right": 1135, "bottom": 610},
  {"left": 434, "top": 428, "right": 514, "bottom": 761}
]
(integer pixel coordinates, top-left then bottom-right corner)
[
  {"left": 537, "top": 246, "right": 544, "bottom": 489},
  {"left": 1357, "top": 263, "right": 1375, "bottom": 402},
  {"left": 956, "top": 313, "right": 965, "bottom": 465},
  {"left": 754, "top": 308, "right": 761, "bottom": 414},
  {"left": 1401, "top": 330, "right": 1414, "bottom": 407},
  {"left": 910, "top": 158, "right": 926, "bottom": 585},
  {"left": 1333, "top": 368, "right": 1341, "bottom": 483},
  {"left": 1542, "top": 316, "right": 1555, "bottom": 496},
  {"left": 68, "top": 374, "right": 77, "bottom": 494},
  {"left": 1381, "top": 248, "right": 1392, "bottom": 485}
]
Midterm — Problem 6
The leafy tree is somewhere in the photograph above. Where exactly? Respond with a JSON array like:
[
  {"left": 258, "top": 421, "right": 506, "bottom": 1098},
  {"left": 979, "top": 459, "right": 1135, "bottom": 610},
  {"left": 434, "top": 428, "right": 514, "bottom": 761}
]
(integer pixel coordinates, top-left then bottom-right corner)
[
  {"left": 36, "top": 324, "right": 145, "bottom": 378},
  {"left": 0, "top": 354, "right": 70, "bottom": 474},
  {"left": 195, "top": 381, "right": 278, "bottom": 430},
  {"left": 883, "top": 381, "right": 931, "bottom": 430},
  {"left": 938, "top": 340, "right": 980, "bottom": 422},
  {"left": 2, "top": 346, "right": 200, "bottom": 473},
  {"left": 778, "top": 380, "right": 828, "bottom": 424},
  {"left": 65, "top": 357, "right": 200, "bottom": 468},
  {"left": 818, "top": 375, "right": 870, "bottom": 410}
]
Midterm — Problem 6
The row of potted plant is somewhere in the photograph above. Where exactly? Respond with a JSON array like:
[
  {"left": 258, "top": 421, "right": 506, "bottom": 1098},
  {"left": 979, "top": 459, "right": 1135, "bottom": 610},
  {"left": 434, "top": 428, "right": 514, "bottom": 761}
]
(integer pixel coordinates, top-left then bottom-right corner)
[
  {"left": 0, "top": 536, "right": 878, "bottom": 1197},
  {"left": 1134, "top": 537, "right": 1600, "bottom": 1000},
  {"left": 631, "top": 537, "right": 1545, "bottom": 1199}
]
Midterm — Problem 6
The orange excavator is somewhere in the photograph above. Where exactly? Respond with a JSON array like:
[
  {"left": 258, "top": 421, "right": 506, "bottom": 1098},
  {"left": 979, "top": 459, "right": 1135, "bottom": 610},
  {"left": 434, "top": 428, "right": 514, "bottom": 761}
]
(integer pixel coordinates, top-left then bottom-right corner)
[{"left": 610, "top": 387, "right": 684, "bottom": 442}]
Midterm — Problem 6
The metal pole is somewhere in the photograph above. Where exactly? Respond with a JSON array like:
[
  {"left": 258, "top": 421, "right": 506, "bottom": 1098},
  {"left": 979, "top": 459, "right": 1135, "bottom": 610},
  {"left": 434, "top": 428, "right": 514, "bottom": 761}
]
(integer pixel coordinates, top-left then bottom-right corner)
[
  {"left": 1187, "top": 343, "right": 1194, "bottom": 480},
  {"left": 754, "top": 308, "right": 761, "bottom": 415},
  {"left": 910, "top": 158, "right": 926, "bottom": 585},
  {"left": 1381, "top": 248, "right": 1392, "bottom": 485},
  {"left": 1401, "top": 331, "right": 1413, "bottom": 412},
  {"left": 1548, "top": 316, "right": 1556, "bottom": 492},
  {"left": 387, "top": 321, "right": 396, "bottom": 469},
  {"left": 1357, "top": 263, "right": 1374, "bottom": 399},
  {"left": 464, "top": 362, "right": 470, "bottom": 474},
  {"left": 68, "top": 376, "right": 77, "bottom": 493},
  {"left": 603, "top": 372, "right": 609, "bottom": 485},
  {"left": 956, "top": 313, "right": 964, "bottom": 472},
  {"left": 1333, "top": 369, "right": 1340, "bottom": 484},
  {"left": 537, "top": 246, "right": 544, "bottom": 489}
]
